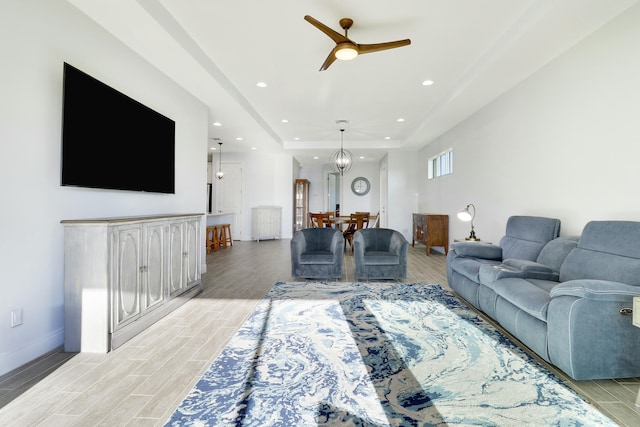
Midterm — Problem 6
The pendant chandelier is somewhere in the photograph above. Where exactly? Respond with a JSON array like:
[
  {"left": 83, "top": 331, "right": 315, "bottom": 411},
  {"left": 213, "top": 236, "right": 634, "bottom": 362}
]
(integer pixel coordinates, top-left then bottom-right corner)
[
  {"left": 215, "top": 142, "right": 224, "bottom": 180},
  {"left": 330, "top": 128, "right": 353, "bottom": 176}
]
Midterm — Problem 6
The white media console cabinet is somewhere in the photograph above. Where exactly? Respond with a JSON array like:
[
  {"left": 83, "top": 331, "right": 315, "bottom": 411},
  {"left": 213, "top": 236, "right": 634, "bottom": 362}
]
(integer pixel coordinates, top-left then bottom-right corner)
[{"left": 62, "top": 213, "right": 203, "bottom": 353}]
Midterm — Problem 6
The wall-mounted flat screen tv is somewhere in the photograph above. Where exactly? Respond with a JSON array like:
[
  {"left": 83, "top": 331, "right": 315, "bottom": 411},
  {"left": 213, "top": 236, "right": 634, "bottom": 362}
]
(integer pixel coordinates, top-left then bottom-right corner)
[{"left": 61, "top": 63, "right": 175, "bottom": 194}]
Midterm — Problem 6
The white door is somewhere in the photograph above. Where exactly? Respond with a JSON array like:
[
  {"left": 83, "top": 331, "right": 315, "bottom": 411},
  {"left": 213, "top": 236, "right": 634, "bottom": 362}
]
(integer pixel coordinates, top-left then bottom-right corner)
[{"left": 215, "top": 162, "right": 243, "bottom": 240}]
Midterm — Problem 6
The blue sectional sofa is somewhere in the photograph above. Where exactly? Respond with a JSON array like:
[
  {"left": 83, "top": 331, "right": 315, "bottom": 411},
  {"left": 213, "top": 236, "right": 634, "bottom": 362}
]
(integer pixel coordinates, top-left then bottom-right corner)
[
  {"left": 448, "top": 218, "right": 640, "bottom": 380},
  {"left": 447, "top": 216, "right": 562, "bottom": 307}
]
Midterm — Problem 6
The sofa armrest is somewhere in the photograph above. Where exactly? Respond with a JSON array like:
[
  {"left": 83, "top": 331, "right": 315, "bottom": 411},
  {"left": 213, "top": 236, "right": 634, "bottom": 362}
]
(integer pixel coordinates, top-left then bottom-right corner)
[
  {"left": 550, "top": 280, "right": 640, "bottom": 302},
  {"left": 452, "top": 242, "right": 502, "bottom": 260},
  {"left": 502, "top": 259, "right": 554, "bottom": 273},
  {"left": 290, "top": 232, "right": 308, "bottom": 259},
  {"left": 389, "top": 232, "right": 408, "bottom": 255},
  {"left": 330, "top": 231, "right": 345, "bottom": 258}
]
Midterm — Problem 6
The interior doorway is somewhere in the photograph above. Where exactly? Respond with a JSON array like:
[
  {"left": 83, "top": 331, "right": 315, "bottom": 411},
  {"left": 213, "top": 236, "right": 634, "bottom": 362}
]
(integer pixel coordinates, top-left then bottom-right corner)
[
  {"left": 215, "top": 162, "right": 243, "bottom": 240},
  {"left": 327, "top": 172, "right": 341, "bottom": 215}
]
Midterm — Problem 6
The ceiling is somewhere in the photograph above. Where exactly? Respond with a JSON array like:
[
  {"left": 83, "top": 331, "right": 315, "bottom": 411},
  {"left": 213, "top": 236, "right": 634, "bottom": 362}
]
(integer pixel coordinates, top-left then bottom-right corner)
[{"left": 67, "top": 0, "right": 636, "bottom": 167}]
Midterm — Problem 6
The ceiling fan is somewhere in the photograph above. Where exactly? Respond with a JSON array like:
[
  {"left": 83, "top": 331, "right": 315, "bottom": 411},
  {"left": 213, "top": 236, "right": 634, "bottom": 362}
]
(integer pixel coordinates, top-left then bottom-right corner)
[{"left": 304, "top": 15, "right": 411, "bottom": 71}]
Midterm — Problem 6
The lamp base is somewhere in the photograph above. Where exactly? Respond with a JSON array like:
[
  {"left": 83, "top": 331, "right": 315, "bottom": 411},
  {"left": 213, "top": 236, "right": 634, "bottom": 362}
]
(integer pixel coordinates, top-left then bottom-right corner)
[{"left": 465, "top": 237, "right": 481, "bottom": 241}]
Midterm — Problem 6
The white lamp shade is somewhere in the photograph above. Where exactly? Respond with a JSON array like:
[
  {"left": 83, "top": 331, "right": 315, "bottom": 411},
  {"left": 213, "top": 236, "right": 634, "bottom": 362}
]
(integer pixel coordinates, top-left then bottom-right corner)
[{"left": 457, "top": 211, "right": 472, "bottom": 221}]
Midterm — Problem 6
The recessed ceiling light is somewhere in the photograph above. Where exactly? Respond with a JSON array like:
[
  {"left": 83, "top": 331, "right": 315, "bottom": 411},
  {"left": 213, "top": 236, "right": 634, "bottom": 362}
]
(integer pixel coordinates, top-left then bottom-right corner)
[
  {"left": 422, "top": 80, "right": 435, "bottom": 86},
  {"left": 293, "top": 137, "right": 300, "bottom": 141},
  {"left": 236, "top": 137, "right": 243, "bottom": 141},
  {"left": 313, "top": 156, "right": 319, "bottom": 160},
  {"left": 397, "top": 118, "right": 405, "bottom": 122},
  {"left": 384, "top": 136, "right": 391, "bottom": 140},
  {"left": 281, "top": 119, "right": 289, "bottom": 123},
  {"left": 359, "top": 156, "right": 365, "bottom": 159},
  {"left": 212, "top": 122, "right": 222, "bottom": 127},
  {"left": 256, "top": 82, "right": 268, "bottom": 88},
  {"left": 251, "top": 147, "right": 257, "bottom": 150}
]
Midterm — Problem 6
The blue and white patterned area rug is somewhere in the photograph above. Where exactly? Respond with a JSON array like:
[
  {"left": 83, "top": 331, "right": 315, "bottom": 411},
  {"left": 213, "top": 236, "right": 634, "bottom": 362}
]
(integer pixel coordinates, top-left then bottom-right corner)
[{"left": 166, "top": 282, "right": 616, "bottom": 426}]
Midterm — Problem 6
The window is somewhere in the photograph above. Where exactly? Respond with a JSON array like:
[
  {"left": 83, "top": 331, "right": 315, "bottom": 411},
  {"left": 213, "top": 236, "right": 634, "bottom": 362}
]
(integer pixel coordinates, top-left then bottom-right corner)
[{"left": 428, "top": 148, "right": 453, "bottom": 179}]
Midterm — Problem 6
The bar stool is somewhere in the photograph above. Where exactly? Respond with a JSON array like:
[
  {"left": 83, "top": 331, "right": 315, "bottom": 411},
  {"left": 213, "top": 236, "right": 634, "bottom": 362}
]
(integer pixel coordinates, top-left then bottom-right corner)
[
  {"left": 219, "top": 223, "right": 233, "bottom": 248},
  {"left": 206, "top": 225, "right": 220, "bottom": 254}
]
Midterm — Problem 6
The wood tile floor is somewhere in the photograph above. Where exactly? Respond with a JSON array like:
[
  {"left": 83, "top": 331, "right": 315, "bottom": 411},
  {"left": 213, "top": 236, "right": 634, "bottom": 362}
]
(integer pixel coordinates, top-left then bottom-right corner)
[{"left": 0, "top": 239, "right": 638, "bottom": 426}]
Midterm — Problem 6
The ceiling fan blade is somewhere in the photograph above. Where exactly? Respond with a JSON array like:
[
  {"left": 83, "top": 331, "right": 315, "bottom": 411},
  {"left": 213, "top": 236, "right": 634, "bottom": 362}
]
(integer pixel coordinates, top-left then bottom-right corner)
[
  {"left": 319, "top": 46, "right": 339, "bottom": 71},
  {"left": 357, "top": 39, "right": 411, "bottom": 55},
  {"left": 304, "top": 15, "right": 349, "bottom": 44}
]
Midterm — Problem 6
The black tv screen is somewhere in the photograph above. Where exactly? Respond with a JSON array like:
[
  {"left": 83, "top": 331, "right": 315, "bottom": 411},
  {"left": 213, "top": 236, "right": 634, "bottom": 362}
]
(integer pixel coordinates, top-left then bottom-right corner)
[{"left": 61, "top": 63, "right": 175, "bottom": 193}]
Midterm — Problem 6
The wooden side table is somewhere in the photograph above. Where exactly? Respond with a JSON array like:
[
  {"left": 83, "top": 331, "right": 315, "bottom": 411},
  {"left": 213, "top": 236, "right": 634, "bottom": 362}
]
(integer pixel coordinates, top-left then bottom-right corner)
[{"left": 412, "top": 213, "right": 449, "bottom": 256}]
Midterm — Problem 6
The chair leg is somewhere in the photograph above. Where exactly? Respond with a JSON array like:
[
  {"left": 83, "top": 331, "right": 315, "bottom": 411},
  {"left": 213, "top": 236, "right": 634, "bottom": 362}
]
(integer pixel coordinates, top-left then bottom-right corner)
[
  {"left": 205, "top": 226, "right": 215, "bottom": 254},
  {"left": 212, "top": 225, "right": 220, "bottom": 252},
  {"left": 218, "top": 224, "right": 232, "bottom": 248}
]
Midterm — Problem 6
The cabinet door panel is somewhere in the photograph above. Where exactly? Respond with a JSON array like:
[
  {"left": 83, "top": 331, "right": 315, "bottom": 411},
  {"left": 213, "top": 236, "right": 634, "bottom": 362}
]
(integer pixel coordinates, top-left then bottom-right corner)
[
  {"left": 145, "top": 224, "right": 165, "bottom": 310},
  {"left": 185, "top": 219, "right": 199, "bottom": 286},
  {"left": 168, "top": 222, "right": 184, "bottom": 296},
  {"left": 115, "top": 227, "right": 141, "bottom": 328}
]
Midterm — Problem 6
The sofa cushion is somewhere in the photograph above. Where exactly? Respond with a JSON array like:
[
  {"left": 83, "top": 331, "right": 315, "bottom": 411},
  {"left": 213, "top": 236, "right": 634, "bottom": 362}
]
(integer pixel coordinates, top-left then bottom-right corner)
[
  {"left": 579, "top": 220, "right": 640, "bottom": 258},
  {"left": 499, "top": 216, "right": 561, "bottom": 260},
  {"left": 362, "top": 251, "right": 399, "bottom": 265},
  {"left": 561, "top": 248, "right": 640, "bottom": 285},
  {"left": 492, "top": 278, "right": 558, "bottom": 321},
  {"left": 300, "top": 251, "right": 334, "bottom": 264},
  {"left": 502, "top": 259, "right": 554, "bottom": 273},
  {"left": 452, "top": 242, "right": 502, "bottom": 259},
  {"left": 453, "top": 257, "right": 501, "bottom": 283},
  {"left": 535, "top": 236, "right": 579, "bottom": 272}
]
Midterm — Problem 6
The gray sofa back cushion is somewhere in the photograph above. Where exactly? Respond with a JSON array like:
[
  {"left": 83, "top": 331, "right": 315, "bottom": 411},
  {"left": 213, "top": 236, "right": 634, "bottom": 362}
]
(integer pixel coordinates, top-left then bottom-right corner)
[
  {"left": 535, "top": 236, "right": 579, "bottom": 272},
  {"left": 360, "top": 228, "right": 400, "bottom": 252},
  {"left": 499, "top": 216, "right": 561, "bottom": 261},
  {"left": 303, "top": 227, "right": 342, "bottom": 251},
  {"left": 560, "top": 221, "right": 640, "bottom": 285}
]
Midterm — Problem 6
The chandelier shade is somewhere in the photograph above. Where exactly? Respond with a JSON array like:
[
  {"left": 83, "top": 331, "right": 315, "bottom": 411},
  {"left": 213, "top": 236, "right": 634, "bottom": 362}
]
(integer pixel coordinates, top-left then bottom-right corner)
[{"left": 331, "top": 129, "right": 353, "bottom": 176}]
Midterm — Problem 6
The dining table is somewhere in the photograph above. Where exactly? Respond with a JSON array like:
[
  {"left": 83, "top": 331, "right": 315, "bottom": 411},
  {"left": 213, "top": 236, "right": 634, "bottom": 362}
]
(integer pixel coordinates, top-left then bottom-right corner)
[{"left": 330, "top": 216, "right": 355, "bottom": 231}]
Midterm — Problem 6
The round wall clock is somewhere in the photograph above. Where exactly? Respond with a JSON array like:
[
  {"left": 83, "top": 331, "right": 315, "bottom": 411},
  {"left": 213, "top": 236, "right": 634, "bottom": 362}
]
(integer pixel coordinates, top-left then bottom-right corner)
[{"left": 351, "top": 177, "right": 371, "bottom": 196}]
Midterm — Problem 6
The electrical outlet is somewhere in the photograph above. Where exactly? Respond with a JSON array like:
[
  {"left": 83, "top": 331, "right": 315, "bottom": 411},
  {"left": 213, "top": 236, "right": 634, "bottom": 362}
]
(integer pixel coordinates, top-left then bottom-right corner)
[
  {"left": 633, "top": 297, "right": 640, "bottom": 328},
  {"left": 11, "top": 309, "right": 23, "bottom": 328}
]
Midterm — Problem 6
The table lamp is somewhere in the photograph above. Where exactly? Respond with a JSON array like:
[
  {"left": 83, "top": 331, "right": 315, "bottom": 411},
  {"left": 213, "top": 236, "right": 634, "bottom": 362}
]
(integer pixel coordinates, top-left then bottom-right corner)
[{"left": 457, "top": 204, "right": 479, "bottom": 241}]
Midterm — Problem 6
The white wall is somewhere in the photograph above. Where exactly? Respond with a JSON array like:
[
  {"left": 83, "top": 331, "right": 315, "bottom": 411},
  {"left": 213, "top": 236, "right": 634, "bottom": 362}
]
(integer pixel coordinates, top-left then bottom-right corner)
[
  {"left": 222, "top": 150, "right": 294, "bottom": 240},
  {"left": 385, "top": 151, "right": 420, "bottom": 241},
  {"left": 419, "top": 2, "right": 640, "bottom": 244},
  {"left": 300, "top": 162, "right": 381, "bottom": 217},
  {"left": 0, "top": 0, "right": 208, "bottom": 375}
]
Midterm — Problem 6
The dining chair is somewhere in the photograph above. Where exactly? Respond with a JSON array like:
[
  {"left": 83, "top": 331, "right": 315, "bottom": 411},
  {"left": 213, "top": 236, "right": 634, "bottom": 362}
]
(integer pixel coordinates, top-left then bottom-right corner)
[
  {"left": 309, "top": 212, "right": 332, "bottom": 228},
  {"left": 343, "top": 212, "right": 369, "bottom": 254},
  {"left": 368, "top": 212, "right": 380, "bottom": 228}
]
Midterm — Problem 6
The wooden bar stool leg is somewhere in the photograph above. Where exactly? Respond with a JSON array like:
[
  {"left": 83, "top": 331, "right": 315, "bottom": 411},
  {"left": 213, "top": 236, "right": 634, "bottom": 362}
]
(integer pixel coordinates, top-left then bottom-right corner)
[
  {"left": 205, "top": 226, "right": 215, "bottom": 254},
  {"left": 218, "top": 224, "right": 227, "bottom": 249},
  {"left": 218, "top": 224, "right": 232, "bottom": 248},
  {"left": 224, "top": 224, "right": 232, "bottom": 247},
  {"left": 212, "top": 225, "right": 220, "bottom": 252}
]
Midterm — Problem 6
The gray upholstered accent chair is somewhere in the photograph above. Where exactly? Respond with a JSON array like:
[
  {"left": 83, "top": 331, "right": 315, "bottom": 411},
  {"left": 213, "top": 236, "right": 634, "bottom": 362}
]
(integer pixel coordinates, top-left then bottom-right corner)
[
  {"left": 353, "top": 228, "right": 408, "bottom": 280},
  {"left": 291, "top": 228, "right": 344, "bottom": 279},
  {"left": 447, "top": 215, "right": 561, "bottom": 307}
]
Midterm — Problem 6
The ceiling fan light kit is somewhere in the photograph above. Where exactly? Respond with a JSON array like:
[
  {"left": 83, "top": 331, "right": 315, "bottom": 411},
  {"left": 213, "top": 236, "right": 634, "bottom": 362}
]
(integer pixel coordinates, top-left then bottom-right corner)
[
  {"left": 335, "top": 44, "right": 358, "bottom": 60},
  {"left": 304, "top": 15, "right": 411, "bottom": 71}
]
